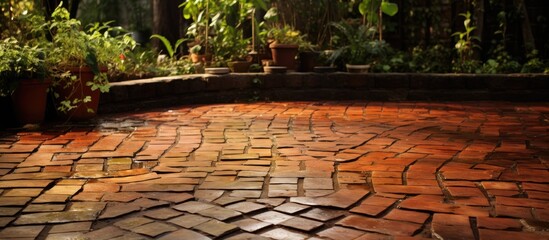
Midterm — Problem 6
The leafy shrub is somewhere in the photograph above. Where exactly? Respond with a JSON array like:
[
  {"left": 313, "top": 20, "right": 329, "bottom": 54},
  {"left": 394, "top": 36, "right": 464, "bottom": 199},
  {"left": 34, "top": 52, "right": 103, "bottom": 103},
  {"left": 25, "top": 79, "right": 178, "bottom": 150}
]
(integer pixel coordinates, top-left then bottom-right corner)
[{"left": 409, "top": 44, "right": 452, "bottom": 73}]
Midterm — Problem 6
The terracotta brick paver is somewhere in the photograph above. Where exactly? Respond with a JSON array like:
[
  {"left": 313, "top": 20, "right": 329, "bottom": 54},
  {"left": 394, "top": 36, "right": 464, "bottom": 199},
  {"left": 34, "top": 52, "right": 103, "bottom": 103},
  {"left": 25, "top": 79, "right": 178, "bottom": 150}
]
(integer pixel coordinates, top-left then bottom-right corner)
[{"left": 1, "top": 101, "right": 549, "bottom": 239}]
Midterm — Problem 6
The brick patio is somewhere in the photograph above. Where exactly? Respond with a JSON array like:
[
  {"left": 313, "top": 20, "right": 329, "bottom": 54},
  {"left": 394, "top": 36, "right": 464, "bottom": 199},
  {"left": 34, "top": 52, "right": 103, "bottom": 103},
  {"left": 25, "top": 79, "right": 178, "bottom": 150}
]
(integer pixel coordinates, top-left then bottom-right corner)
[{"left": 1, "top": 101, "right": 549, "bottom": 239}]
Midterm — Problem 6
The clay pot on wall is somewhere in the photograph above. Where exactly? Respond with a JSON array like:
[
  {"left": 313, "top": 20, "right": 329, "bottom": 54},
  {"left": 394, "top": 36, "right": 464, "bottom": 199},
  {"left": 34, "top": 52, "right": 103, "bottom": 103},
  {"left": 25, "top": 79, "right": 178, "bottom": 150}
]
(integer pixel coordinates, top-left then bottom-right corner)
[
  {"left": 269, "top": 43, "right": 299, "bottom": 72},
  {"left": 346, "top": 64, "right": 371, "bottom": 73},
  {"left": 227, "top": 61, "right": 252, "bottom": 73},
  {"left": 11, "top": 78, "right": 52, "bottom": 124}
]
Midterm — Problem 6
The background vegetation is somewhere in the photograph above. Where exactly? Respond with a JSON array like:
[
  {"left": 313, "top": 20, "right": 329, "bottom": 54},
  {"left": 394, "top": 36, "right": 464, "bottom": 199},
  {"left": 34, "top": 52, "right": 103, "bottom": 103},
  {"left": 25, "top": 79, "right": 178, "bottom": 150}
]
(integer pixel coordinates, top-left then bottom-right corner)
[{"left": 2, "top": 0, "right": 548, "bottom": 79}]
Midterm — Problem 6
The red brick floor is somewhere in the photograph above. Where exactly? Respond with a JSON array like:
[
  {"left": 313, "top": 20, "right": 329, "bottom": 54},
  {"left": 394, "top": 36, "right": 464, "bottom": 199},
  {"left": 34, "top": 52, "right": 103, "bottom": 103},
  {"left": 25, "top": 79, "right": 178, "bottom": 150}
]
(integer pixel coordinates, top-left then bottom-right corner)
[{"left": 1, "top": 101, "right": 549, "bottom": 239}]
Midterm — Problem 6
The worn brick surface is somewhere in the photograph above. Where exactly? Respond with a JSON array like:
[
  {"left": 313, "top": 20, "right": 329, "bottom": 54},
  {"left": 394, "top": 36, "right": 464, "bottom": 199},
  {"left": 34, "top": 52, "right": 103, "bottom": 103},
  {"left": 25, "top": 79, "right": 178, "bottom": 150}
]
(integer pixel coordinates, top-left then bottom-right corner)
[{"left": 1, "top": 101, "right": 549, "bottom": 239}]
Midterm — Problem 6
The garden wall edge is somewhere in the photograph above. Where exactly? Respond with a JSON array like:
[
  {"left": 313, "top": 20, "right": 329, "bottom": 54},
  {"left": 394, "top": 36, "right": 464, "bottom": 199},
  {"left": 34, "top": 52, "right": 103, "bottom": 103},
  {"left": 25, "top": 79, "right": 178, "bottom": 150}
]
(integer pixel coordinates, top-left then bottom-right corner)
[{"left": 99, "top": 73, "right": 549, "bottom": 113}]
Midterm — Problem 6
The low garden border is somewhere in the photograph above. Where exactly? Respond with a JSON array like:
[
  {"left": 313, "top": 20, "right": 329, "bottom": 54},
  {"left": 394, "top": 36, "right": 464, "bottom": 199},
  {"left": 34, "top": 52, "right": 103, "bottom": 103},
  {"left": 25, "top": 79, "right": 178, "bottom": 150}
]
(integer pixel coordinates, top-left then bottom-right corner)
[{"left": 99, "top": 73, "right": 549, "bottom": 113}]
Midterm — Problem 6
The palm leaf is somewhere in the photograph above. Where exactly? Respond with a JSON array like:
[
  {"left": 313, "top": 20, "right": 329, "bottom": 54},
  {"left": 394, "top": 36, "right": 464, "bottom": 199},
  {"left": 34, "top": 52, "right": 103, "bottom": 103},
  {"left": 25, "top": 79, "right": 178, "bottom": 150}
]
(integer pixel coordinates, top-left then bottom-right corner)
[{"left": 150, "top": 34, "right": 174, "bottom": 58}]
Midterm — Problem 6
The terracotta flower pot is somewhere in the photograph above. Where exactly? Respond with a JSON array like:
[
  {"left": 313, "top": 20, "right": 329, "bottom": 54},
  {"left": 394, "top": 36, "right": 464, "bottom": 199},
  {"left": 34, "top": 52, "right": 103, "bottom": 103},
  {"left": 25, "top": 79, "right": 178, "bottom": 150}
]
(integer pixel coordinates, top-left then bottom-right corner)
[
  {"left": 190, "top": 53, "right": 202, "bottom": 63},
  {"left": 227, "top": 61, "right": 252, "bottom": 73},
  {"left": 346, "top": 64, "right": 371, "bottom": 73},
  {"left": 11, "top": 78, "right": 52, "bottom": 124},
  {"left": 269, "top": 43, "right": 299, "bottom": 71},
  {"left": 263, "top": 66, "right": 287, "bottom": 74},
  {"left": 54, "top": 66, "right": 107, "bottom": 121},
  {"left": 190, "top": 53, "right": 213, "bottom": 63}
]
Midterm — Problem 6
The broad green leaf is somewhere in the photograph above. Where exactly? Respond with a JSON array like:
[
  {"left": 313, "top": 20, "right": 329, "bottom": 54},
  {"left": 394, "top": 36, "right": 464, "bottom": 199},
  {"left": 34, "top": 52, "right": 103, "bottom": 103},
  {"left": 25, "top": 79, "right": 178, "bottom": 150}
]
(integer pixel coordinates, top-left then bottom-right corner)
[
  {"left": 264, "top": 7, "right": 278, "bottom": 22},
  {"left": 464, "top": 19, "right": 471, "bottom": 27},
  {"left": 359, "top": 0, "right": 368, "bottom": 16},
  {"left": 381, "top": 1, "right": 398, "bottom": 16},
  {"left": 182, "top": 3, "right": 192, "bottom": 19}
]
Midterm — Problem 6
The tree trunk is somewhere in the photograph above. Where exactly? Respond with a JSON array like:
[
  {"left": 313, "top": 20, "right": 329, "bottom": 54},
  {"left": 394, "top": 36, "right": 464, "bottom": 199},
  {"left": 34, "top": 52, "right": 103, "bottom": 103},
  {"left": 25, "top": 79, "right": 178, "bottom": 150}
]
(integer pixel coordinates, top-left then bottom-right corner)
[
  {"left": 152, "top": 0, "right": 186, "bottom": 55},
  {"left": 513, "top": 0, "right": 535, "bottom": 52},
  {"left": 69, "top": 0, "right": 80, "bottom": 19}
]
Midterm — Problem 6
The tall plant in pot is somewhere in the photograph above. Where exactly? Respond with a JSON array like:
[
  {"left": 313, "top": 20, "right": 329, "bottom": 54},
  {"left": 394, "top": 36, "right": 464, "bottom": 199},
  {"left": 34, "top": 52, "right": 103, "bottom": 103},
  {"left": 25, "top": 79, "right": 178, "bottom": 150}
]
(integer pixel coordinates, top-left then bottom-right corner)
[
  {"left": 0, "top": 4, "right": 52, "bottom": 125},
  {"left": 258, "top": 6, "right": 306, "bottom": 72},
  {"left": 216, "top": 26, "right": 251, "bottom": 72},
  {"left": 181, "top": 0, "right": 266, "bottom": 70},
  {"left": 267, "top": 24, "right": 307, "bottom": 72},
  {"left": 329, "top": 21, "right": 390, "bottom": 73},
  {"left": 46, "top": 4, "right": 134, "bottom": 121},
  {"left": 0, "top": 37, "right": 51, "bottom": 125}
]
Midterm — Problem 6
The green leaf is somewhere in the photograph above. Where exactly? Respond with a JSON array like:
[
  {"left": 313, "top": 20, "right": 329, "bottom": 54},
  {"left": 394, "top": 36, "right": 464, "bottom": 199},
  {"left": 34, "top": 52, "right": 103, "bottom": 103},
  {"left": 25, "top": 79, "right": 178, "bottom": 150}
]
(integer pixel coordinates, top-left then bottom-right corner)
[
  {"left": 381, "top": 1, "right": 398, "bottom": 16},
  {"left": 358, "top": 0, "right": 368, "bottom": 16},
  {"left": 150, "top": 34, "right": 174, "bottom": 58},
  {"left": 264, "top": 7, "right": 278, "bottom": 22},
  {"left": 85, "top": 47, "right": 99, "bottom": 74},
  {"left": 174, "top": 39, "right": 186, "bottom": 54},
  {"left": 181, "top": 3, "right": 192, "bottom": 19},
  {"left": 464, "top": 19, "right": 471, "bottom": 27}
]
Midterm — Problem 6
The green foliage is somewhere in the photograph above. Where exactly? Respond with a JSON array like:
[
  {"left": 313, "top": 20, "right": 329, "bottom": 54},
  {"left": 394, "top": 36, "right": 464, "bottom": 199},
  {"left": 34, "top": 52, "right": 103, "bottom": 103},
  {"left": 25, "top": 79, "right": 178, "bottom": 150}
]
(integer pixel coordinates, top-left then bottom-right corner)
[
  {"left": 0, "top": 1, "right": 50, "bottom": 96},
  {"left": 0, "top": 38, "right": 47, "bottom": 96},
  {"left": 108, "top": 46, "right": 197, "bottom": 82},
  {"left": 0, "top": 0, "right": 37, "bottom": 36},
  {"left": 213, "top": 25, "right": 250, "bottom": 61},
  {"left": 109, "top": 47, "right": 157, "bottom": 81},
  {"left": 150, "top": 34, "right": 186, "bottom": 58},
  {"left": 329, "top": 21, "right": 371, "bottom": 65},
  {"left": 357, "top": 0, "right": 398, "bottom": 40},
  {"left": 189, "top": 45, "right": 202, "bottom": 54},
  {"left": 263, "top": 6, "right": 314, "bottom": 51},
  {"left": 452, "top": 59, "right": 483, "bottom": 73},
  {"left": 328, "top": 21, "right": 390, "bottom": 66},
  {"left": 452, "top": 11, "right": 480, "bottom": 64},
  {"left": 409, "top": 44, "right": 453, "bottom": 73},
  {"left": 480, "top": 45, "right": 521, "bottom": 74},
  {"left": 44, "top": 3, "right": 135, "bottom": 113},
  {"left": 380, "top": 1, "right": 398, "bottom": 16},
  {"left": 268, "top": 25, "right": 308, "bottom": 46},
  {"left": 360, "top": 0, "right": 398, "bottom": 19},
  {"left": 155, "top": 58, "right": 196, "bottom": 76},
  {"left": 521, "top": 50, "right": 548, "bottom": 73},
  {"left": 180, "top": 0, "right": 266, "bottom": 64},
  {"left": 47, "top": 5, "right": 135, "bottom": 70}
]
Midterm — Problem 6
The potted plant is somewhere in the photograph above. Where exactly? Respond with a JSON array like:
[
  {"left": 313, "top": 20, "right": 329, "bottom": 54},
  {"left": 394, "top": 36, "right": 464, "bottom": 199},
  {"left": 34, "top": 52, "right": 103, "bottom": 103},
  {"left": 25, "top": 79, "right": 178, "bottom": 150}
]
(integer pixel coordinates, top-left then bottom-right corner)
[
  {"left": 267, "top": 25, "right": 307, "bottom": 72},
  {"left": 0, "top": 37, "right": 51, "bottom": 125},
  {"left": 189, "top": 44, "right": 204, "bottom": 63},
  {"left": 220, "top": 26, "right": 251, "bottom": 73},
  {"left": 313, "top": 50, "right": 338, "bottom": 73},
  {"left": 181, "top": 0, "right": 267, "bottom": 69},
  {"left": 0, "top": 4, "right": 52, "bottom": 125},
  {"left": 227, "top": 50, "right": 252, "bottom": 73},
  {"left": 46, "top": 4, "right": 134, "bottom": 121},
  {"left": 298, "top": 41, "right": 320, "bottom": 72},
  {"left": 329, "top": 21, "right": 390, "bottom": 73}
]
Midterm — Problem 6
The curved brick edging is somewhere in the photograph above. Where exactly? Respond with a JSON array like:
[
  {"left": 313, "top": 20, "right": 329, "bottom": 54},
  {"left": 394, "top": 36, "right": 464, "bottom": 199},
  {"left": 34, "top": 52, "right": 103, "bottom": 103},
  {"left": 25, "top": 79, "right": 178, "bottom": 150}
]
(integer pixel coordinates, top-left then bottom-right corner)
[{"left": 99, "top": 73, "right": 549, "bottom": 113}]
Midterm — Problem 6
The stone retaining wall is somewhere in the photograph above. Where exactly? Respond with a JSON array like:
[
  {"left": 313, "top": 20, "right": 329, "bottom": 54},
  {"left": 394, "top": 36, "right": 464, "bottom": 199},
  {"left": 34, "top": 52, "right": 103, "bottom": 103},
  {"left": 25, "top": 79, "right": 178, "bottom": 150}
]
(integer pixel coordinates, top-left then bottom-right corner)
[{"left": 99, "top": 73, "right": 549, "bottom": 113}]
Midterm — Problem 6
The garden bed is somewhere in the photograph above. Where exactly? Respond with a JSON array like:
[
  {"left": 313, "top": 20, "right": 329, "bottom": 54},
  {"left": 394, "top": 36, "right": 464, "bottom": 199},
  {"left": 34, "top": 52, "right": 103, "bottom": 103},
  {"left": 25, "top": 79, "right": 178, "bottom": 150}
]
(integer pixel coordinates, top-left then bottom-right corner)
[{"left": 99, "top": 73, "right": 549, "bottom": 113}]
